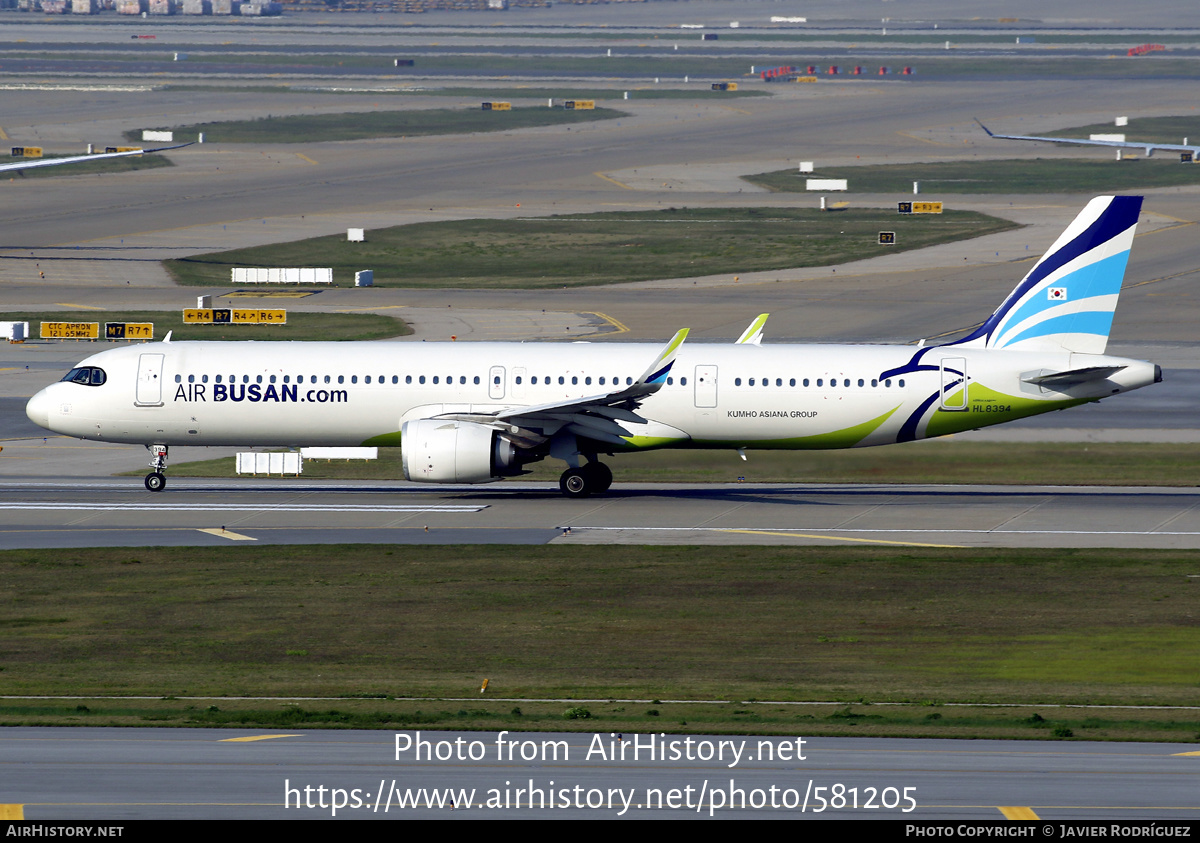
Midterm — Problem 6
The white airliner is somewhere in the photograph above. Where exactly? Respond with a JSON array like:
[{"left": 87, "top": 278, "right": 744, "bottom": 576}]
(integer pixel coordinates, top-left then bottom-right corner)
[
  {"left": 0, "top": 143, "right": 193, "bottom": 175},
  {"left": 978, "top": 119, "right": 1199, "bottom": 159},
  {"left": 25, "top": 195, "right": 1161, "bottom": 497}
]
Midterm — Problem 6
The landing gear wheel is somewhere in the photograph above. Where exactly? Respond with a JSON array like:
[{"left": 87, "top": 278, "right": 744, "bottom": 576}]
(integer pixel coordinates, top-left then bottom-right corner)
[
  {"left": 589, "top": 461, "right": 613, "bottom": 493},
  {"left": 145, "top": 471, "right": 166, "bottom": 492},
  {"left": 559, "top": 467, "right": 591, "bottom": 498}
]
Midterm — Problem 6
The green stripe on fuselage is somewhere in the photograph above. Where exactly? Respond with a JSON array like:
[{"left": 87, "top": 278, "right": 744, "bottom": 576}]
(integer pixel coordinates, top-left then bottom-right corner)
[
  {"left": 924, "top": 383, "right": 1090, "bottom": 439},
  {"left": 363, "top": 431, "right": 403, "bottom": 447}
]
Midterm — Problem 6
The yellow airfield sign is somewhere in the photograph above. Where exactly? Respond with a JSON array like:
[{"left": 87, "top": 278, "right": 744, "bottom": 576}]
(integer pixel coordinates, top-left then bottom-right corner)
[
  {"left": 105, "top": 322, "right": 154, "bottom": 340},
  {"left": 41, "top": 322, "right": 99, "bottom": 340},
  {"left": 184, "top": 308, "right": 287, "bottom": 325}
]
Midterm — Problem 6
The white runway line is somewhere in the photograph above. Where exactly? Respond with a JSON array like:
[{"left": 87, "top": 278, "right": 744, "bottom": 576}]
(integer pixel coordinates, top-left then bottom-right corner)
[
  {"left": 564, "top": 526, "right": 1200, "bottom": 538},
  {"left": 0, "top": 502, "right": 486, "bottom": 513}
]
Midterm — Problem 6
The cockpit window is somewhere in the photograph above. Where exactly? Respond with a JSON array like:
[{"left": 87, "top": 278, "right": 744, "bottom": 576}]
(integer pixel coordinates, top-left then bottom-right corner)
[{"left": 62, "top": 367, "right": 106, "bottom": 386}]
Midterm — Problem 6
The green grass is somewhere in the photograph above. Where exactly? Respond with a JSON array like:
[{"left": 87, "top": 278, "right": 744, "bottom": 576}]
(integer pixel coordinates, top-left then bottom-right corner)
[
  {"left": 4, "top": 544, "right": 1200, "bottom": 738},
  {"left": 4, "top": 697, "right": 1198, "bottom": 742},
  {"left": 123, "top": 105, "right": 625, "bottom": 145},
  {"left": 0, "top": 154, "right": 172, "bottom": 179},
  {"left": 744, "top": 158, "right": 1200, "bottom": 194},
  {"left": 4, "top": 310, "right": 410, "bottom": 342},
  {"left": 163, "top": 207, "right": 1019, "bottom": 289},
  {"left": 165, "top": 441, "right": 1200, "bottom": 487}
]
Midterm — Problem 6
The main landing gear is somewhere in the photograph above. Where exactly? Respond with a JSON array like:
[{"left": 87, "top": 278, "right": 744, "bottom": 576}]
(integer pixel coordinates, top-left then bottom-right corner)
[
  {"left": 558, "top": 461, "right": 613, "bottom": 498},
  {"left": 145, "top": 444, "right": 168, "bottom": 492}
]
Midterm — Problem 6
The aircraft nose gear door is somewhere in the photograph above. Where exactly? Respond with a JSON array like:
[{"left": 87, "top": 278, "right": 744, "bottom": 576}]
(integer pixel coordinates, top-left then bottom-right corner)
[
  {"left": 135, "top": 353, "right": 165, "bottom": 407},
  {"left": 940, "top": 357, "right": 968, "bottom": 411}
]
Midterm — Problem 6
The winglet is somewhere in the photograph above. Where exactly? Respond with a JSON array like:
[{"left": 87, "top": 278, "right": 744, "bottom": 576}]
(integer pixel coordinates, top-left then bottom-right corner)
[
  {"left": 637, "top": 328, "right": 689, "bottom": 387},
  {"left": 735, "top": 313, "right": 769, "bottom": 345},
  {"left": 974, "top": 118, "right": 995, "bottom": 137}
]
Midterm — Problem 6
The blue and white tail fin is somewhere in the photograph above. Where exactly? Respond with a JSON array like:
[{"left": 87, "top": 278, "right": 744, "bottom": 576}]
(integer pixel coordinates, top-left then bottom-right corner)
[{"left": 953, "top": 195, "right": 1142, "bottom": 355}]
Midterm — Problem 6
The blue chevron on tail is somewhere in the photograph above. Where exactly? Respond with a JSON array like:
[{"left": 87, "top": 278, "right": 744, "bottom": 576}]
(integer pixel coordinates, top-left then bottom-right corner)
[{"left": 954, "top": 195, "right": 1142, "bottom": 354}]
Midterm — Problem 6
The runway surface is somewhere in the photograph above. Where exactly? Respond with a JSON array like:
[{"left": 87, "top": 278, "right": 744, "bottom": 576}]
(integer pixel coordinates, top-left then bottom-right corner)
[
  {"left": 5, "top": 727, "right": 1199, "bottom": 820},
  {"left": 4, "top": 477, "right": 1200, "bottom": 550}
]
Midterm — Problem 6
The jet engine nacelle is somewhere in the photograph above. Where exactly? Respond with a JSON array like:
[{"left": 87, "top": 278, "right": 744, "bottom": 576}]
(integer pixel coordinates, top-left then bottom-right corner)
[{"left": 400, "top": 418, "right": 519, "bottom": 484}]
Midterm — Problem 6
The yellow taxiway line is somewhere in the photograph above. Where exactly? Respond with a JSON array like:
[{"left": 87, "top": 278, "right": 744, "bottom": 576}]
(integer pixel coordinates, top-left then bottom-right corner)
[
  {"left": 593, "top": 171, "right": 634, "bottom": 190},
  {"left": 198, "top": 527, "right": 257, "bottom": 542},
  {"left": 220, "top": 734, "right": 303, "bottom": 743},
  {"left": 720, "top": 529, "right": 965, "bottom": 549},
  {"left": 999, "top": 806, "right": 1040, "bottom": 820},
  {"left": 585, "top": 311, "right": 629, "bottom": 335}
]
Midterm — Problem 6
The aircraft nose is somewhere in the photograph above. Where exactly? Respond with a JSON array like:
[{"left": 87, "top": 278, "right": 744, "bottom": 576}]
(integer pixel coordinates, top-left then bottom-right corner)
[{"left": 26, "top": 388, "right": 51, "bottom": 430}]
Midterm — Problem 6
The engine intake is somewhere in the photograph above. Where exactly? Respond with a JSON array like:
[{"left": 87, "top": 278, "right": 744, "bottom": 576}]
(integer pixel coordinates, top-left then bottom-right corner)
[{"left": 401, "top": 419, "right": 519, "bottom": 484}]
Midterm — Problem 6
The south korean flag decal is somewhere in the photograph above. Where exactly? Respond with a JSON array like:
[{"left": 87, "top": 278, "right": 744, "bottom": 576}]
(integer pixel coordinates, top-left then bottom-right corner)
[{"left": 1047, "top": 287, "right": 1068, "bottom": 301}]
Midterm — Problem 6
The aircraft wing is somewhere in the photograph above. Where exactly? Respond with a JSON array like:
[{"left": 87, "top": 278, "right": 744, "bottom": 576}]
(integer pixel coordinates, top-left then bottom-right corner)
[
  {"left": 976, "top": 119, "right": 1199, "bottom": 156},
  {"left": 433, "top": 328, "right": 690, "bottom": 446},
  {"left": 0, "top": 142, "right": 195, "bottom": 174}
]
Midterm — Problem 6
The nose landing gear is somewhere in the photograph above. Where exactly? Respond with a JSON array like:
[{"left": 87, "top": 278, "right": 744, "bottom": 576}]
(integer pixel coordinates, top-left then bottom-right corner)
[{"left": 145, "top": 444, "right": 168, "bottom": 492}]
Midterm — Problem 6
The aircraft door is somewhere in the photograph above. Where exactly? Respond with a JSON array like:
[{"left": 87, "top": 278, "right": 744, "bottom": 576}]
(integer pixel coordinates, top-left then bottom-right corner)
[
  {"left": 694, "top": 364, "right": 718, "bottom": 408},
  {"left": 939, "top": 357, "right": 968, "bottom": 411},
  {"left": 135, "top": 353, "right": 165, "bottom": 407},
  {"left": 488, "top": 365, "right": 506, "bottom": 400}
]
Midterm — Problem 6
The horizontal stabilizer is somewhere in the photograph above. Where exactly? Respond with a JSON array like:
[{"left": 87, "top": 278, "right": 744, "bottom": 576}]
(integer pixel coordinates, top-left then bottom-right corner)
[{"left": 1022, "top": 365, "right": 1126, "bottom": 387}]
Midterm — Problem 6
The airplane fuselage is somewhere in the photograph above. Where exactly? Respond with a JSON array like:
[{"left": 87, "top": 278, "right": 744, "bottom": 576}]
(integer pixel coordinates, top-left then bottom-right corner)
[{"left": 26, "top": 338, "right": 1158, "bottom": 454}]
